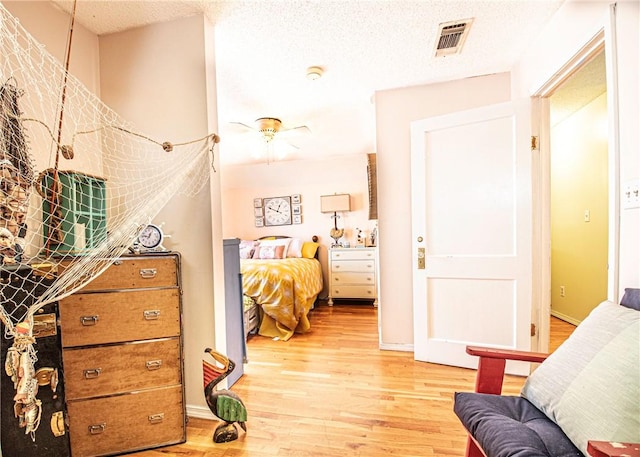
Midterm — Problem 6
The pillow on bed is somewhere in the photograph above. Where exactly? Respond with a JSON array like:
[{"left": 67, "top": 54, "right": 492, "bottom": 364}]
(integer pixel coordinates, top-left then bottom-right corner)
[
  {"left": 287, "top": 238, "right": 304, "bottom": 258},
  {"left": 253, "top": 238, "right": 291, "bottom": 259},
  {"left": 301, "top": 241, "right": 319, "bottom": 259},
  {"left": 239, "top": 240, "right": 259, "bottom": 259}
]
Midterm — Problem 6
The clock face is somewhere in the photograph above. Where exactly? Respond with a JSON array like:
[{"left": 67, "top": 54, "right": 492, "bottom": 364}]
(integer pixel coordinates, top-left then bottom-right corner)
[
  {"left": 263, "top": 197, "right": 292, "bottom": 226},
  {"left": 138, "top": 224, "right": 163, "bottom": 249}
]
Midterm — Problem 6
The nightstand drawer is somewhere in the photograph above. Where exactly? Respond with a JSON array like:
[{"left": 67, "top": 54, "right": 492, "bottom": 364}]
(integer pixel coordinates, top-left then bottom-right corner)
[
  {"left": 244, "top": 303, "right": 260, "bottom": 337},
  {"left": 331, "top": 260, "right": 374, "bottom": 273},
  {"left": 67, "top": 385, "right": 185, "bottom": 457},
  {"left": 331, "top": 249, "right": 375, "bottom": 261},
  {"left": 63, "top": 338, "right": 181, "bottom": 400},
  {"left": 331, "top": 285, "right": 376, "bottom": 299},
  {"left": 59, "top": 288, "right": 180, "bottom": 347},
  {"left": 331, "top": 272, "right": 375, "bottom": 285}
]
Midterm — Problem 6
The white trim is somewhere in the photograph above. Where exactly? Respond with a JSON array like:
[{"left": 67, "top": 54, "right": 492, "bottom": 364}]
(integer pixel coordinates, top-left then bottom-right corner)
[
  {"left": 550, "top": 310, "right": 581, "bottom": 327},
  {"left": 379, "top": 342, "right": 414, "bottom": 352},
  {"left": 187, "top": 404, "right": 216, "bottom": 420},
  {"left": 604, "top": 3, "right": 620, "bottom": 304}
]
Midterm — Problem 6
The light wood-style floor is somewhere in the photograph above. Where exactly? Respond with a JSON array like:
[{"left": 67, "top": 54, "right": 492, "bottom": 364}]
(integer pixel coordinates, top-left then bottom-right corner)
[{"left": 133, "top": 304, "right": 576, "bottom": 457}]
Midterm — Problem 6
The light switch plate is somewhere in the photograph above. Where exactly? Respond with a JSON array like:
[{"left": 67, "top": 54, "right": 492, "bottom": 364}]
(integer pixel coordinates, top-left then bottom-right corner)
[{"left": 622, "top": 179, "right": 640, "bottom": 209}]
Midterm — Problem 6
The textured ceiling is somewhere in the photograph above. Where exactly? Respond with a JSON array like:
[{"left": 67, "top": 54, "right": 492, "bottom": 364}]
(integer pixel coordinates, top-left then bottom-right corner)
[
  {"left": 550, "top": 51, "right": 607, "bottom": 127},
  {"left": 51, "top": 0, "right": 568, "bottom": 165}
]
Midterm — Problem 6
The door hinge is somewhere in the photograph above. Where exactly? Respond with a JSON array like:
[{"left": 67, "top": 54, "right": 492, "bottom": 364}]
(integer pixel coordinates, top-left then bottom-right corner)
[
  {"left": 531, "top": 135, "right": 538, "bottom": 151},
  {"left": 530, "top": 323, "right": 537, "bottom": 337}
]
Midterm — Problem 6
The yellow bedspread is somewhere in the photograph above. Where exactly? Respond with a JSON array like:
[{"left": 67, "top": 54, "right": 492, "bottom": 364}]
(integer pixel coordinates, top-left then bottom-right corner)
[{"left": 241, "top": 258, "right": 323, "bottom": 341}]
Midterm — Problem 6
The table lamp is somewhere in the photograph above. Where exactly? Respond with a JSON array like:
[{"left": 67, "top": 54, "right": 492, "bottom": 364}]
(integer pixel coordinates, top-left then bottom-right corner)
[{"left": 320, "top": 194, "right": 351, "bottom": 247}]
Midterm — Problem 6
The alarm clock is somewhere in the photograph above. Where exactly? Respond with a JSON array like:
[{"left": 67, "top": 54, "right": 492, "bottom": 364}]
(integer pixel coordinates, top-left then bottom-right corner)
[{"left": 134, "top": 223, "right": 166, "bottom": 253}]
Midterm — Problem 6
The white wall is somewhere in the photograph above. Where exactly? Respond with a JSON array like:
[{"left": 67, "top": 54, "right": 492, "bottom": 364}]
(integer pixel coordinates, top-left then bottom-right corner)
[
  {"left": 513, "top": 0, "right": 640, "bottom": 293},
  {"left": 98, "top": 15, "right": 220, "bottom": 414},
  {"left": 375, "top": 72, "right": 512, "bottom": 347},
  {"left": 220, "top": 153, "right": 376, "bottom": 297},
  {"left": 3, "top": 1, "right": 99, "bottom": 95}
]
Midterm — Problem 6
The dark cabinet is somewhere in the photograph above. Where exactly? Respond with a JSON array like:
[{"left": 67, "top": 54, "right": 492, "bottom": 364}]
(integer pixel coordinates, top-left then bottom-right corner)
[{"left": 1, "top": 265, "right": 71, "bottom": 457}]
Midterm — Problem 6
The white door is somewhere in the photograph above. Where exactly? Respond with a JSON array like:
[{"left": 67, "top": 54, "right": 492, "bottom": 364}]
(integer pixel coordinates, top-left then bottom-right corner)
[{"left": 411, "top": 101, "right": 532, "bottom": 373}]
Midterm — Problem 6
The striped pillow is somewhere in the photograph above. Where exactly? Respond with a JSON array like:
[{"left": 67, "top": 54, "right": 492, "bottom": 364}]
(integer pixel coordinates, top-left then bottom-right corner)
[{"left": 521, "top": 301, "right": 640, "bottom": 454}]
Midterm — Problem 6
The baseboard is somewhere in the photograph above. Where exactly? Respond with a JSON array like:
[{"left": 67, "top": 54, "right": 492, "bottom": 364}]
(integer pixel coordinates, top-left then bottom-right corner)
[
  {"left": 186, "top": 404, "right": 215, "bottom": 420},
  {"left": 379, "top": 342, "right": 413, "bottom": 352},
  {"left": 550, "top": 310, "right": 582, "bottom": 326}
]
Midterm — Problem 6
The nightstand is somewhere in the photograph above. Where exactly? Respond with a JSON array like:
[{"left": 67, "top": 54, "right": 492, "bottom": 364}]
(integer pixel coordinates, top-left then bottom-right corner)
[{"left": 328, "top": 247, "right": 377, "bottom": 306}]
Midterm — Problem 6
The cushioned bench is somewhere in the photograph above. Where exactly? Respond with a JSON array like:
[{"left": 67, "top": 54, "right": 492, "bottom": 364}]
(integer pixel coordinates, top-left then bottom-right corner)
[{"left": 454, "top": 288, "right": 640, "bottom": 457}]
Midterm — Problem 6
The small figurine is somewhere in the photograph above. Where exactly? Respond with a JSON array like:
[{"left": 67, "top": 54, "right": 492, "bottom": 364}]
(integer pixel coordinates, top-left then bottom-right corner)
[
  {"left": 202, "top": 348, "right": 247, "bottom": 443},
  {"left": 0, "top": 226, "right": 21, "bottom": 264}
]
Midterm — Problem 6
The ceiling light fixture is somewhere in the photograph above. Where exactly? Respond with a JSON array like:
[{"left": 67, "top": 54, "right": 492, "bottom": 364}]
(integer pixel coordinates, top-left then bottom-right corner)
[
  {"left": 306, "top": 66, "right": 324, "bottom": 80},
  {"left": 255, "top": 117, "right": 282, "bottom": 143}
]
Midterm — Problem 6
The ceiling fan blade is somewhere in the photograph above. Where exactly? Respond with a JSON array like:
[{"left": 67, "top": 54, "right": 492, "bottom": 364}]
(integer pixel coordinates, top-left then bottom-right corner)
[
  {"left": 278, "top": 125, "right": 311, "bottom": 140},
  {"left": 226, "top": 121, "right": 257, "bottom": 134},
  {"left": 281, "top": 124, "right": 310, "bottom": 133}
]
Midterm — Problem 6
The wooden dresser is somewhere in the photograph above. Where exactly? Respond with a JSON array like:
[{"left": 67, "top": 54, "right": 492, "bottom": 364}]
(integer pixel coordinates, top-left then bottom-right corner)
[
  {"left": 58, "top": 253, "right": 186, "bottom": 456},
  {"left": 328, "top": 247, "right": 378, "bottom": 306}
]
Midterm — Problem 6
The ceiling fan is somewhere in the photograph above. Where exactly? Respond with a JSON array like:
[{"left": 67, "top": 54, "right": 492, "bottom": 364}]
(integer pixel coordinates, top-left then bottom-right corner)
[
  {"left": 228, "top": 117, "right": 310, "bottom": 144},
  {"left": 229, "top": 117, "right": 311, "bottom": 164}
]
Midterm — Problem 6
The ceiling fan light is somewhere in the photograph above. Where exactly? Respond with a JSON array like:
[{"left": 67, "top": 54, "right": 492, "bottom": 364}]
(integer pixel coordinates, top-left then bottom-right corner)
[
  {"left": 255, "top": 117, "right": 281, "bottom": 143},
  {"left": 306, "top": 66, "right": 323, "bottom": 80}
]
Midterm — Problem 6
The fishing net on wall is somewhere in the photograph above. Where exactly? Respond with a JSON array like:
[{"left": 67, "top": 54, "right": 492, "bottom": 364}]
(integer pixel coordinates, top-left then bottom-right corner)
[{"left": 0, "top": 4, "right": 216, "bottom": 438}]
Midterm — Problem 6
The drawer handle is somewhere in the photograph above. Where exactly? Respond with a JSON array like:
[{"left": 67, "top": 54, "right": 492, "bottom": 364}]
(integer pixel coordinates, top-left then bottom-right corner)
[
  {"left": 88, "top": 423, "right": 106, "bottom": 434},
  {"left": 83, "top": 368, "right": 102, "bottom": 379},
  {"left": 334, "top": 278, "right": 339, "bottom": 281},
  {"left": 80, "top": 315, "right": 99, "bottom": 326},
  {"left": 334, "top": 265, "right": 340, "bottom": 269},
  {"left": 146, "top": 360, "right": 163, "bottom": 370},
  {"left": 140, "top": 268, "right": 157, "bottom": 279},
  {"left": 144, "top": 310, "right": 161, "bottom": 320},
  {"left": 148, "top": 413, "right": 164, "bottom": 424}
]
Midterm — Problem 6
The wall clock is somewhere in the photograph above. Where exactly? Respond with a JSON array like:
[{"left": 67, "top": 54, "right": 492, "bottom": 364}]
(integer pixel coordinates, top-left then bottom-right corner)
[{"left": 263, "top": 196, "right": 292, "bottom": 226}]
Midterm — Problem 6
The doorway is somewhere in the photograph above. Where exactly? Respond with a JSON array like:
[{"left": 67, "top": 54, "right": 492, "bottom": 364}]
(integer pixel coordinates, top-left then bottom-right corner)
[
  {"left": 533, "top": 28, "right": 620, "bottom": 352},
  {"left": 548, "top": 50, "right": 608, "bottom": 326}
]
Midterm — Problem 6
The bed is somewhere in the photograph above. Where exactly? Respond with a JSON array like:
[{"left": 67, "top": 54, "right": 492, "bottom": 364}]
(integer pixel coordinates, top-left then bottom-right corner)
[{"left": 239, "top": 236, "right": 323, "bottom": 341}]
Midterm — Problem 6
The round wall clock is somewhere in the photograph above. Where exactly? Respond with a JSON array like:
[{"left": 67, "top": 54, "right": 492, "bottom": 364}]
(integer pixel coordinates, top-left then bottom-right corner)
[{"left": 263, "top": 196, "right": 292, "bottom": 226}]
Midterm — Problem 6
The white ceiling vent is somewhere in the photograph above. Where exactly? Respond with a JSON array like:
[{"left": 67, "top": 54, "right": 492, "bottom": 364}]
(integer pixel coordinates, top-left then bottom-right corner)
[{"left": 434, "top": 18, "right": 474, "bottom": 57}]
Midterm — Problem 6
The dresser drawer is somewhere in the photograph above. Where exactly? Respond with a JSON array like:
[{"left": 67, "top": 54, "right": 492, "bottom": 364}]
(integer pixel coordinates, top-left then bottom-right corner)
[
  {"left": 59, "top": 288, "right": 180, "bottom": 347},
  {"left": 331, "top": 284, "right": 376, "bottom": 299},
  {"left": 331, "top": 259, "right": 375, "bottom": 273},
  {"left": 331, "top": 271, "right": 375, "bottom": 285},
  {"left": 67, "top": 385, "right": 185, "bottom": 457},
  {"left": 66, "top": 256, "right": 178, "bottom": 291},
  {"left": 63, "top": 338, "right": 181, "bottom": 400},
  {"left": 330, "top": 249, "right": 376, "bottom": 261}
]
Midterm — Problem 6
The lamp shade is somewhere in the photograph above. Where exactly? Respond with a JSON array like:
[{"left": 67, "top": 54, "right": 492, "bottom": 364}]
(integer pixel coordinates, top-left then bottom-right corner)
[{"left": 320, "top": 194, "right": 351, "bottom": 213}]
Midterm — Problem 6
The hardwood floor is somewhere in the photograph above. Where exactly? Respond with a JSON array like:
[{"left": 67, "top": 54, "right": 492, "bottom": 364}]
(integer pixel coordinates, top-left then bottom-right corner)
[
  {"left": 549, "top": 315, "right": 577, "bottom": 352},
  {"left": 133, "top": 304, "right": 575, "bottom": 457}
]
